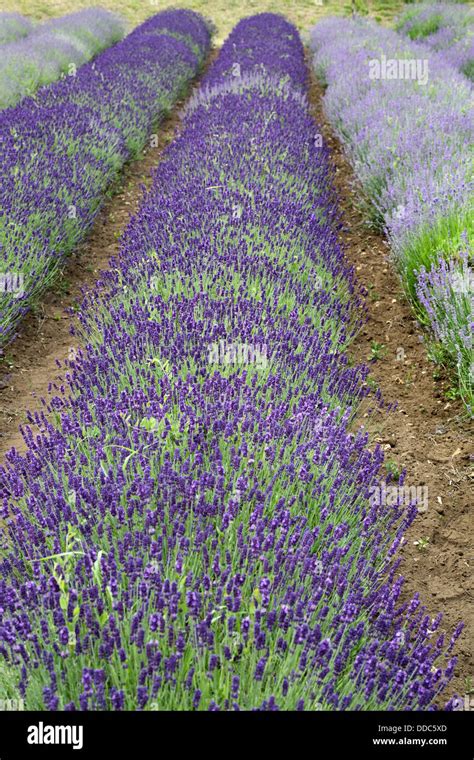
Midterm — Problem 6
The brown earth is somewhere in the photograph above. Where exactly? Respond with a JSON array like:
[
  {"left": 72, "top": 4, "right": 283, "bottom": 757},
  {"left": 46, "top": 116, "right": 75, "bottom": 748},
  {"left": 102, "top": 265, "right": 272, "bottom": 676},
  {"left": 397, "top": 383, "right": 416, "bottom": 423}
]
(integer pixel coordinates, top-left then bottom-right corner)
[{"left": 307, "top": 63, "right": 473, "bottom": 703}]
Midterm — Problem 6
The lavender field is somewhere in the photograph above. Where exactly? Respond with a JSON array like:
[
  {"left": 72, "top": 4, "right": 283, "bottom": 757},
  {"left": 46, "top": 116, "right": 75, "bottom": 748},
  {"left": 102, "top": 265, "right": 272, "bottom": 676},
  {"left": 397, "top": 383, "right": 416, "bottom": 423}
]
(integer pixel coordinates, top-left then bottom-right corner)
[
  {"left": 310, "top": 13, "right": 473, "bottom": 409},
  {"left": 0, "top": 9, "right": 125, "bottom": 108},
  {"left": 0, "top": 0, "right": 471, "bottom": 741}
]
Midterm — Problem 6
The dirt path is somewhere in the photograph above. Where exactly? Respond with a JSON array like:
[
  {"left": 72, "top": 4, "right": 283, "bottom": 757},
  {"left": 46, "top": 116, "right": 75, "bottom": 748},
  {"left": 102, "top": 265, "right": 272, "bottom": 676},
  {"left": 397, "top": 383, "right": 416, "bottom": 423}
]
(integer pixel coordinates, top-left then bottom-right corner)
[
  {"left": 0, "top": 51, "right": 217, "bottom": 463},
  {"left": 307, "top": 63, "right": 473, "bottom": 702}
]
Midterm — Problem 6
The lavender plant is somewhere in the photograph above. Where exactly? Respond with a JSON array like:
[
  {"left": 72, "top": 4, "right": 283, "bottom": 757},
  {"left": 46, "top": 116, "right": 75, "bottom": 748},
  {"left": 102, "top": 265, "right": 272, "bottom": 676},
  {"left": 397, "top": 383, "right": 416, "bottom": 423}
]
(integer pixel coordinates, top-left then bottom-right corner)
[
  {"left": 397, "top": 2, "right": 474, "bottom": 80},
  {"left": 416, "top": 248, "right": 473, "bottom": 410},
  {"left": 0, "top": 9, "right": 211, "bottom": 349},
  {"left": 309, "top": 16, "right": 473, "bottom": 409},
  {"left": 0, "top": 12, "right": 33, "bottom": 45},
  {"left": 0, "top": 13, "right": 461, "bottom": 711},
  {"left": 0, "top": 8, "right": 125, "bottom": 109}
]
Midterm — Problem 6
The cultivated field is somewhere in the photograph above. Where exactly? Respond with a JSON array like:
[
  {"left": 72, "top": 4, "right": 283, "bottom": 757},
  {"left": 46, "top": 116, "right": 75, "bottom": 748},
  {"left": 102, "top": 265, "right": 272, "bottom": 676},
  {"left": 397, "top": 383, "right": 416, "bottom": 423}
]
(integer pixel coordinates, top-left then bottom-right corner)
[{"left": 0, "top": 0, "right": 472, "bottom": 734}]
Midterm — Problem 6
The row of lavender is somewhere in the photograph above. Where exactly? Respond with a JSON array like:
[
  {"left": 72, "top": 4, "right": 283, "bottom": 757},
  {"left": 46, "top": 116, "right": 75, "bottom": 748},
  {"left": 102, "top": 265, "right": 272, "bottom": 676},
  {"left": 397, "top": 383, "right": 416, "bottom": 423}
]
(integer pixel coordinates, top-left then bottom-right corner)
[
  {"left": 0, "top": 9, "right": 125, "bottom": 109},
  {"left": 310, "top": 17, "right": 473, "bottom": 412},
  {"left": 0, "top": 12, "right": 33, "bottom": 44},
  {"left": 0, "top": 13, "right": 461, "bottom": 711},
  {"left": 0, "top": 9, "right": 211, "bottom": 349},
  {"left": 397, "top": 1, "right": 474, "bottom": 81}
]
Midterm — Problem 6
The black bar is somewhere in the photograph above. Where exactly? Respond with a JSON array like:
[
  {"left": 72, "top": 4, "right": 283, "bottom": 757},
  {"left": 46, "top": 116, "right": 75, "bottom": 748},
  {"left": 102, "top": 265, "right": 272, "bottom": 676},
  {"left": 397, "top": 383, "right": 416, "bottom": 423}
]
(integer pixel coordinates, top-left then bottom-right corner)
[{"left": 0, "top": 710, "right": 471, "bottom": 758}]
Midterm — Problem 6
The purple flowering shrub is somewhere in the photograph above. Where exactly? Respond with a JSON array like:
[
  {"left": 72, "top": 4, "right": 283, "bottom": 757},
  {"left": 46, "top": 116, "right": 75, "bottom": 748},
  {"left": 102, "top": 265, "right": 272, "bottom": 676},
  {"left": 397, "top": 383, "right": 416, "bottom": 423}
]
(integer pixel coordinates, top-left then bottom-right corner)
[
  {"left": 0, "top": 8, "right": 125, "bottom": 109},
  {"left": 0, "top": 12, "right": 33, "bottom": 45},
  {"left": 0, "top": 9, "right": 211, "bottom": 349},
  {"left": 397, "top": 2, "right": 474, "bottom": 80},
  {"left": 0, "top": 14, "right": 462, "bottom": 711},
  {"left": 416, "top": 248, "right": 473, "bottom": 410},
  {"left": 134, "top": 8, "right": 212, "bottom": 55},
  {"left": 309, "top": 17, "right": 473, "bottom": 408},
  {"left": 201, "top": 13, "right": 307, "bottom": 89}
]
